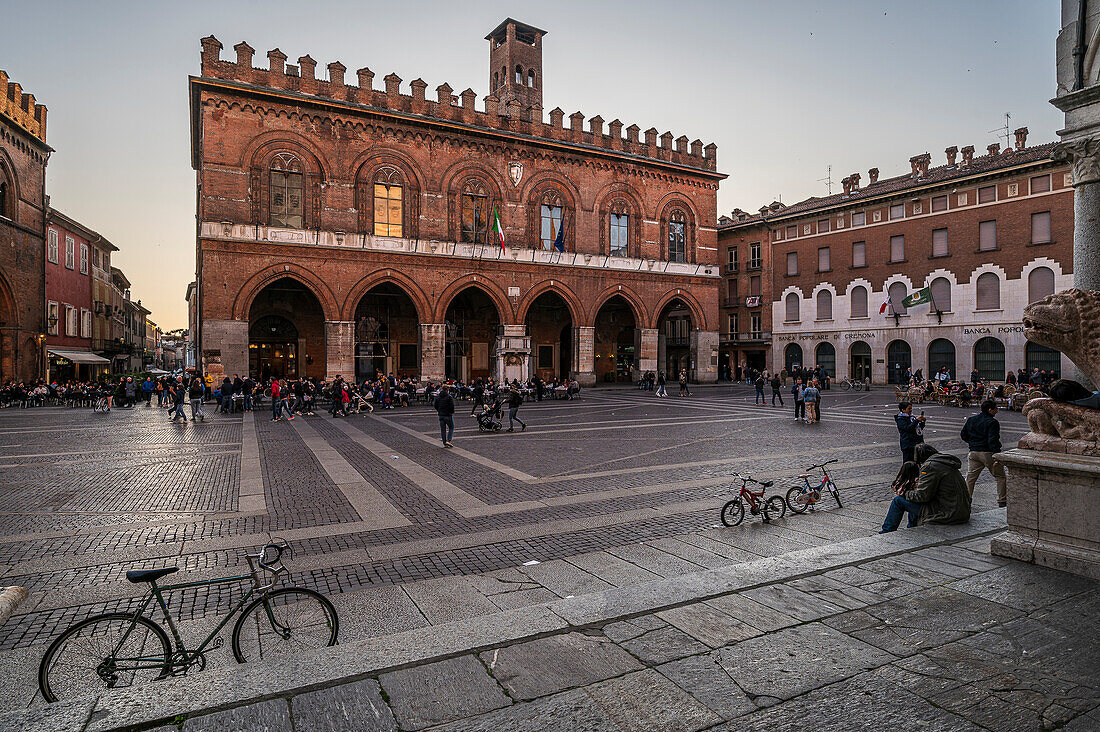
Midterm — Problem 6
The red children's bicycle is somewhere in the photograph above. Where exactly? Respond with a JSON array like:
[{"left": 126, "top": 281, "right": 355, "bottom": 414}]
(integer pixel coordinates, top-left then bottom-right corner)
[{"left": 720, "top": 473, "right": 786, "bottom": 527}]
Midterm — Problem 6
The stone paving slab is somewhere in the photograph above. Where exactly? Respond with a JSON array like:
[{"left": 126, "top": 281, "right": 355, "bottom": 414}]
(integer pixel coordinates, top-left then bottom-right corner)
[{"left": 379, "top": 655, "right": 510, "bottom": 730}]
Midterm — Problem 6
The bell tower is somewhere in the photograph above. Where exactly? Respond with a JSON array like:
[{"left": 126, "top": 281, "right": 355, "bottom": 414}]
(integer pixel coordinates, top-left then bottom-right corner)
[{"left": 486, "top": 18, "right": 546, "bottom": 112}]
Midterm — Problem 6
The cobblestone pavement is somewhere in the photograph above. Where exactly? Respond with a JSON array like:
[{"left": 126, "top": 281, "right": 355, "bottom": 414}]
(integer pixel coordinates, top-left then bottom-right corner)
[{"left": 0, "top": 386, "right": 1019, "bottom": 709}]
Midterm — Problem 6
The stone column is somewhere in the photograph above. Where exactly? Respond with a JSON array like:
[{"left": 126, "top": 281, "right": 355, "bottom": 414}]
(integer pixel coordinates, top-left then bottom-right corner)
[
  {"left": 657, "top": 332, "right": 667, "bottom": 378},
  {"left": 690, "top": 329, "right": 720, "bottom": 383},
  {"left": 571, "top": 326, "right": 595, "bottom": 386},
  {"left": 324, "top": 321, "right": 355, "bottom": 380},
  {"left": 1056, "top": 137, "right": 1100, "bottom": 386},
  {"left": 420, "top": 323, "right": 446, "bottom": 382},
  {"left": 494, "top": 324, "right": 531, "bottom": 383},
  {"left": 201, "top": 319, "right": 248, "bottom": 380},
  {"left": 636, "top": 327, "right": 658, "bottom": 374}
]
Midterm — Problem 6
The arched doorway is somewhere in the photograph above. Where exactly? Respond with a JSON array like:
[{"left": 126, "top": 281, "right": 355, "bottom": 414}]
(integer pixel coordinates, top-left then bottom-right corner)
[
  {"left": 850, "top": 341, "right": 871, "bottom": 382},
  {"left": 593, "top": 296, "right": 636, "bottom": 383},
  {"left": 887, "top": 340, "right": 912, "bottom": 384},
  {"left": 974, "top": 337, "right": 1005, "bottom": 381},
  {"left": 657, "top": 298, "right": 693, "bottom": 380},
  {"left": 444, "top": 286, "right": 500, "bottom": 381},
  {"left": 784, "top": 343, "right": 803, "bottom": 373},
  {"left": 1025, "top": 341, "right": 1061, "bottom": 377},
  {"left": 928, "top": 338, "right": 956, "bottom": 380},
  {"left": 353, "top": 283, "right": 421, "bottom": 381},
  {"left": 525, "top": 291, "right": 572, "bottom": 381},
  {"left": 248, "top": 277, "right": 325, "bottom": 380},
  {"left": 815, "top": 342, "right": 836, "bottom": 379}
]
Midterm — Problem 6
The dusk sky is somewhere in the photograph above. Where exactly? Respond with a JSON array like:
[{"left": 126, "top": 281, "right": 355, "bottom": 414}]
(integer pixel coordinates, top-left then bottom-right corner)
[{"left": 2, "top": 0, "right": 1061, "bottom": 329}]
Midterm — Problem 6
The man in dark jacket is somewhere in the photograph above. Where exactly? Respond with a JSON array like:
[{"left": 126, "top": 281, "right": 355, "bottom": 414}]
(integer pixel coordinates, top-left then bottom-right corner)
[
  {"left": 433, "top": 385, "right": 455, "bottom": 447},
  {"left": 960, "top": 399, "right": 1006, "bottom": 507},
  {"left": 770, "top": 375, "right": 784, "bottom": 407},
  {"left": 506, "top": 387, "right": 526, "bottom": 432},
  {"left": 895, "top": 401, "right": 925, "bottom": 463},
  {"left": 881, "top": 444, "right": 971, "bottom": 532}
]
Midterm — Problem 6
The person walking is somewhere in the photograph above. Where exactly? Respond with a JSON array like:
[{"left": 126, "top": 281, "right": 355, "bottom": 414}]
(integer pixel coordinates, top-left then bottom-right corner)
[
  {"left": 270, "top": 378, "right": 283, "bottom": 421},
  {"left": 803, "top": 380, "right": 820, "bottom": 423},
  {"left": 960, "top": 399, "right": 1007, "bottom": 507},
  {"left": 880, "top": 445, "right": 971, "bottom": 532},
  {"left": 141, "top": 376, "right": 154, "bottom": 406},
  {"left": 791, "top": 379, "right": 805, "bottom": 422},
  {"left": 169, "top": 376, "right": 187, "bottom": 422},
  {"left": 754, "top": 373, "right": 766, "bottom": 406},
  {"left": 655, "top": 372, "right": 667, "bottom": 397},
  {"left": 506, "top": 386, "right": 527, "bottom": 432},
  {"left": 433, "top": 384, "right": 455, "bottom": 447},
  {"left": 770, "top": 374, "right": 784, "bottom": 407},
  {"left": 242, "top": 375, "right": 254, "bottom": 412},
  {"left": 895, "top": 401, "right": 925, "bottom": 463},
  {"left": 678, "top": 369, "right": 691, "bottom": 397},
  {"left": 188, "top": 373, "right": 206, "bottom": 422}
]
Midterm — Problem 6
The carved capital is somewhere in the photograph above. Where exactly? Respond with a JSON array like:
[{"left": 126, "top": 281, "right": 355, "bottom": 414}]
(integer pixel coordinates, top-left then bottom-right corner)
[{"left": 1054, "top": 137, "right": 1100, "bottom": 186}]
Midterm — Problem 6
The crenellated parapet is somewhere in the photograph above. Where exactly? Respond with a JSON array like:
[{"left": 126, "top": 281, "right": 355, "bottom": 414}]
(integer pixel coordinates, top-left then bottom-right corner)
[
  {"left": 197, "top": 35, "right": 717, "bottom": 172},
  {"left": 0, "top": 70, "right": 48, "bottom": 143}
]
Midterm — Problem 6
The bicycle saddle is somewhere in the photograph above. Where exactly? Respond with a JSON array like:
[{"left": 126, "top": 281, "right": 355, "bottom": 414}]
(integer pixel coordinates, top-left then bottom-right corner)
[
  {"left": 125, "top": 567, "right": 179, "bottom": 584},
  {"left": 761, "top": 480, "right": 774, "bottom": 488}
]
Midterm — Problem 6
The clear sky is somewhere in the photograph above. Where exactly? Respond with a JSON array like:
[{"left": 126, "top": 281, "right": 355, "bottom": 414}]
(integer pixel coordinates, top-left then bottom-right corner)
[{"left": 1, "top": 0, "right": 1061, "bottom": 329}]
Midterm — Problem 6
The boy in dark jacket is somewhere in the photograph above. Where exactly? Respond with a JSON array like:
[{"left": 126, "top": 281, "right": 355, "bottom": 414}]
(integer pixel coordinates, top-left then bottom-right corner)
[
  {"left": 880, "top": 445, "right": 971, "bottom": 532},
  {"left": 895, "top": 402, "right": 925, "bottom": 463},
  {"left": 433, "top": 386, "right": 455, "bottom": 447},
  {"left": 960, "top": 399, "right": 1006, "bottom": 507}
]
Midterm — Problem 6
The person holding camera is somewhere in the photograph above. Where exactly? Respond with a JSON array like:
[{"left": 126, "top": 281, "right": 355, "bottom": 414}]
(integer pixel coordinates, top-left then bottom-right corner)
[{"left": 895, "top": 401, "right": 925, "bottom": 463}]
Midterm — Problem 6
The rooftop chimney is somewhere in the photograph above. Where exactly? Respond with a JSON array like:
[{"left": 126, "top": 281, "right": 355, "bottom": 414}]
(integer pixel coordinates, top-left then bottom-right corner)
[
  {"left": 850, "top": 172, "right": 860, "bottom": 190},
  {"left": 961, "top": 145, "right": 974, "bottom": 167},
  {"left": 945, "top": 146, "right": 958, "bottom": 167},
  {"left": 841, "top": 176, "right": 853, "bottom": 197},
  {"left": 1013, "top": 126, "right": 1029, "bottom": 151},
  {"left": 987, "top": 142, "right": 1000, "bottom": 156},
  {"left": 868, "top": 167, "right": 879, "bottom": 184}
]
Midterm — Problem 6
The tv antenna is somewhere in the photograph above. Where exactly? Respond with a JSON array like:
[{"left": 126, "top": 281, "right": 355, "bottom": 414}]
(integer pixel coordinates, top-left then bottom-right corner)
[
  {"left": 988, "top": 113, "right": 1011, "bottom": 149},
  {"left": 818, "top": 165, "right": 833, "bottom": 195}
]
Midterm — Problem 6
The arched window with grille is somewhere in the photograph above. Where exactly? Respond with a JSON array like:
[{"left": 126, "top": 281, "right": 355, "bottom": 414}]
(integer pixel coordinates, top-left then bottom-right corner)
[
  {"left": 888, "top": 282, "right": 908, "bottom": 314},
  {"left": 460, "top": 180, "right": 490, "bottom": 244},
  {"left": 930, "top": 277, "right": 952, "bottom": 312},
  {"left": 1025, "top": 341, "right": 1061, "bottom": 376},
  {"left": 975, "top": 272, "right": 1000, "bottom": 310},
  {"left": 815, "top": 342, "right": 836, "bottom": 378},
  {"left": 850, "top": 286, "right": 868, "bottom": 318},
  {"left": 928, "top": 338, "right": 956, "bottom": 377},
  {"left": 785, "top": 292, "right": 800, "bottom": 322},
  {"left": 373, "top": 167, "right": 404, "bottom": 237},
  {"left": 974, "top": 337, "right": 1005, "bottom": 381},
  {"left": 816, "top": 290, "right": 832, "bottom": 320},
  {"left": 540, "top": 189, "right": 565, "bottom": 250},
  {"left": 0, "top": 179, "right": 8, "bottom": 220},
  {"left": 527, "top": 69, "right": 536, "bottom": 88},
  {"left": 608, "top": 201, "right": 629, "bottom": 256},
  {"left": 515, "top": 65, "right": 523, "bottom": 84},
  {"left": 1028, "top": 267, "right": 1055, "bottom": 304},
  {"left": 785, "top": 343, "right": 803, "bottom": 372},
  {"left": 668, "top": 210, "right": 686, "bottom": 263},
  {"left": 269, "top": 152, "right": 303, "bottom": 228}
]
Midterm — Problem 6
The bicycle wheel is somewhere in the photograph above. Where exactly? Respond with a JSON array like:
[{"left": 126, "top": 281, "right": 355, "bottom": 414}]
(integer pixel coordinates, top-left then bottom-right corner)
[
  {"left": 841, "top": 381, "right": 851, "bottom": 391},
  {"left": 765, "top": 496, "right": 786, "bottom": 521},
  {"left": 231, "top": 587, "right": 339, "bottom": 663},
  {"left": 93, "top": 397, "right": 108, "bottom": 413},
  {"left": 785, "top": 485, "right": 811, "bottom": 514},
  {"left": 720, "top": 499, "right": 745, "bottom": 527},
  {"left": 39, "top": 613, "right": 171, "bottom": 703},
  {"left": 829, "top": 481, "right": 843, "bottom": 508},
  {"left": 854, "top": 382, "right": 863, "bottom": 392}
]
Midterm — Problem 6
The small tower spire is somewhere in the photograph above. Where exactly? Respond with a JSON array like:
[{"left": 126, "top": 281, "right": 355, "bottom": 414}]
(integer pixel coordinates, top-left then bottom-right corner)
[{"left": 486, "top": 18, "right": 547, "bottom": 111}]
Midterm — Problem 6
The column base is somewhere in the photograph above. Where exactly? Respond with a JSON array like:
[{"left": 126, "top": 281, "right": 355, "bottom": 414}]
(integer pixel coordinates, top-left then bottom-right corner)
[{"left": 572, "top": 371, "right": 596, "bottom": 388}]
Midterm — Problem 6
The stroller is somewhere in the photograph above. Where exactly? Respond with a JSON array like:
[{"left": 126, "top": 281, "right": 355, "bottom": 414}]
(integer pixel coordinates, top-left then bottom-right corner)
[{"left": 475, "top": 398, "right": 504, "bottom": 432}]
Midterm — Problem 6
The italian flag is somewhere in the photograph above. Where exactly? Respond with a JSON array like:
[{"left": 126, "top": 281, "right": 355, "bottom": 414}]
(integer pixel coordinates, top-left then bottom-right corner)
[
  {"left": 879, "top": 296, "right": 891, "bottom": 315},
  {"left": 492, "top": 206, "right": 505, "bottom": 252}
]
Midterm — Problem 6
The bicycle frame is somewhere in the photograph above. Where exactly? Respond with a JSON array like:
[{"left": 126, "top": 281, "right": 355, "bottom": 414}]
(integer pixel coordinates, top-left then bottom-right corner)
[{"left": 737, "top": 481, "right": 766, "bottom": 511}]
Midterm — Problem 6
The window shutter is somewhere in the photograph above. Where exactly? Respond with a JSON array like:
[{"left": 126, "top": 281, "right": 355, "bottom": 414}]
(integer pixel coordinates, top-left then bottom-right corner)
[
  {"left": 852, "top": 241, "right": 866, "bottom": 267},
  {"left": 818, "top": 247, "right": 830, "bottom": 271},
  {"left": 817, "top": 290, "right": 832, "bottom": 320},
  {"left": 817, "top": 218, "right": 830, "bottom": 233},
  {"left": 1031, "top": 212, "right": 1051, "bottom": 243},
  {"left": 931, "top": 196, "right": 948, "bottom": 212},
  {"left": 932, "top": 229, "right": 948, "bottom": 256},
  {"left": 851, "top": 212, "right": 865, "bottom": 226},
  {"left": 976, "top": 273, "right": 1000, "bottom": 310},
  {"left": 785, "top": 293, "right": 799, "bottom": 321},
  {"left": 787, "top": 252, "right": 797, "bottom": 275},
  {"left": 1030, "top": 175, "right": 1050, "bottom": 193},
  {"left": 979, "top": 220, "right": 997, "bottom": 250},
  {"left": 851, "top": 286, "right": 868, "bottom": 318},
  {"left": 1028, "top": 267, "right": 1055, "bottom": 303},
  {"left": 890, "top": 235, "right": 905, "bottom": 261},
  {"left": 889, "top": 282, "right": 907, "bottom": 313},
  {"left": 889, "top": 204, "right": 905, "bottom": 220},
  {"left": 750, "top": 276, "right": 761, "bottom": 296},
  {"left": 930, "top": 277, "right": 952, "bottom": 312},
  {"left": 978, "top": 186, "right": 996, "bottom": 203}
]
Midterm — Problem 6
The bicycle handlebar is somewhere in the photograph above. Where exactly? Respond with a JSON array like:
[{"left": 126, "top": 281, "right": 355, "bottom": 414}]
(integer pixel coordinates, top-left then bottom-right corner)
[
  {"left": 805, "top": 458, "right": 839, "bottom": 470},
  {"left": 257, "top": 541, "right": 291, "bottom": 570}
]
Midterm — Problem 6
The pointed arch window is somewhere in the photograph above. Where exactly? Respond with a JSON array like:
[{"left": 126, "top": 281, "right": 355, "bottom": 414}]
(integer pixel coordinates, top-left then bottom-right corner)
[
  {"left": 373, "top": 167, "right": 404, "bottom": 237},
  {"left": 540, "top": 190, "right": 564, "bottom": 250},
  {"left": 269, "top": 152, "right": 303, "bottom": 228},
  {"left": 668, "top": 210, "right": 687, "bottom": 263},
  {"left": 608, "top": 200, "right": 629, "bottom": 257},
  {"left": 461, "top": 180, "right": 490, "bottom": 244}
]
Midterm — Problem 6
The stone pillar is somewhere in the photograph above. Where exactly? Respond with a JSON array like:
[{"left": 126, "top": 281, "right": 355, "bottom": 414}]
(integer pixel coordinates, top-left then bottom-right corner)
[
  {"left": 494, "top": 324, "right": 531, "bottom": 384},
  {"left": 420, "top": 323, "right": 446, "bottom": 382},
  {"left": 200, "top": 319, "right": 248, "bottom": 380},
  {"left": 571, "top": 326, "right": 595, "bottom": 386},
  {"left": 657, "top": 332, "right": 667, "bottom": 378},
  {"left": 324, "top": 321, "right": 355, "bottom": 380},
  {"left": 690, "top": 329, "right": 720, "bottom": 384},
  {"left": 636, "top": 328, "right": 658, "bottom": 374}
]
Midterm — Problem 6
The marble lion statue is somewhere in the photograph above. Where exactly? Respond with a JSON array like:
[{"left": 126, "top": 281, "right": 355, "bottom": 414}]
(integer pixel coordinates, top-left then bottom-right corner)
[{"left": 1019, "top": 288, "right": 1100, "bottom": 455}]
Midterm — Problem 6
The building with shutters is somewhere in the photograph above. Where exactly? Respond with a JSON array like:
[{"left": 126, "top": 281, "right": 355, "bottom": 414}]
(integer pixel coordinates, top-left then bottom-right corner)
[
  {"left": 189, "top": 19, "right": 723, "bottom": 385},
  {"left": 720, "top": 131, "right": 1074, "bottom": 384}
]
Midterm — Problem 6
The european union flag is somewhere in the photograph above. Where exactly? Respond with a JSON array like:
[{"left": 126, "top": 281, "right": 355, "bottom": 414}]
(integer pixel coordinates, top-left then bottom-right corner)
[{"left": 553, "top": 219, "right": 566, "bottom": 253}]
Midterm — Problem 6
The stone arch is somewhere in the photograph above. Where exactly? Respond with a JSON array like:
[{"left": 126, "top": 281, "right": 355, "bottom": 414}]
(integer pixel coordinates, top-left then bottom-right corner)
[
  {"left": 434, "top": 275, "right": 513, "bottom": 324},
  {"left": 351, "top": 150, "right": 425, "bottom": 238},
  {"left": 240, "top": 131, "right": 332, "bottom": 180},
  {"left": 232, "top": 264, "right": 339, "bottom": 321},
  {"left": 588, "top": 284, "right": 647, "bottom": 328},
  {"left": 245, "top": 136, "right": 327, "bottom": 228},
  {"left": 341, "top": 269, "right": 431, "bottom": 322},
  {"left": 516, "top": 280, "right": 584, "bottom": 325},
  {"left": 440, "top": 161, "right": 507, "bottom": 244},
  {"left": 652, "top": 288, "right": 708, "bottom": 332},
  {"left": 523, "top": 172, "right": 580, "bottom": 252},
  {"left": 0, "top": 148, "right": 20, "bottom": 224},
  {"left": 657, "top": 195, "right": 698, "bottom": 263},
  {"left": 593, "top": 182, "right": 645, "bottom": 257}
]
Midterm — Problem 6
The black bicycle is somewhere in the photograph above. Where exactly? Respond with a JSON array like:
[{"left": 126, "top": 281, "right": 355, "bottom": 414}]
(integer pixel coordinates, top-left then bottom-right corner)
[{"left": 38, "top": 541, "right": 338, "bottom": 702}]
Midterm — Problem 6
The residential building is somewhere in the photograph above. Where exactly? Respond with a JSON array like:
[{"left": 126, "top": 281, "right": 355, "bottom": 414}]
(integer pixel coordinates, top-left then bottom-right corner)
[{"left": 717, "top": 206, "right": 778, "bottom": 377}]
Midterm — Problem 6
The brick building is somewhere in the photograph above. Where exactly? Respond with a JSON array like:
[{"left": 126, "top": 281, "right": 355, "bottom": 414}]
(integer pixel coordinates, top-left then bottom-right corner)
[
  {"left": 716, "top": 205, "right": 779, "bottom": 378},
  {"left": 189, "top": 19, "right": 723, "bottom": 385},
  {"left": 0, "top": 70, "right": 49, "bottom": 382},
  {"left": 44, "top": 208, "right": 111, "bottom": 380},
  {"left": 722, "top": 131, "right": 1073, "bottom": 383}
]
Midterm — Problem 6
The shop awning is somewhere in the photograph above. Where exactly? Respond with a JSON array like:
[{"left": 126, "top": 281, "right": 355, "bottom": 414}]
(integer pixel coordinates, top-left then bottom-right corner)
[{"left": 47, "top": 349, "right": 111, "bottom": 365}]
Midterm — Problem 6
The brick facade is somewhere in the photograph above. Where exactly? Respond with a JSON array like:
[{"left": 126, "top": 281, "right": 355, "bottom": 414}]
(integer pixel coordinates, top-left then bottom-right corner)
[
  {"left": 0, "top": 70, "right": 49, "bottom": 382},
  {"left": 723, "top": 134, "right": 1074, "bottom": 384},
  {"left": 191, "top": 20, "right": 723, "bottom": 385}
]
